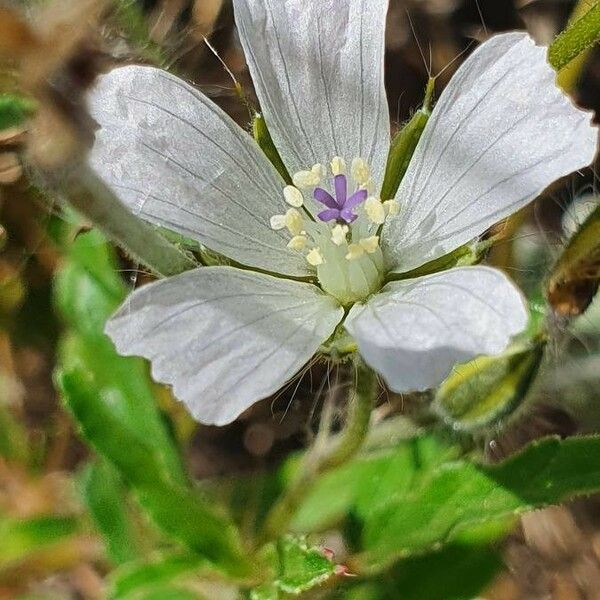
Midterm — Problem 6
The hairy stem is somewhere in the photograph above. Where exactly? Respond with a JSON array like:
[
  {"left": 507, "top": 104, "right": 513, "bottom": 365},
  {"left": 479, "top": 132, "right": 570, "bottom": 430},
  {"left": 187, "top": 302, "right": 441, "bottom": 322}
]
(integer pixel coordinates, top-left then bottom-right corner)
[
  {"left": 57, "top": 163, "right": 197, "bottom": 277},
  {"left": 258, "top": 359, "right": 377, "bottom": 544}
]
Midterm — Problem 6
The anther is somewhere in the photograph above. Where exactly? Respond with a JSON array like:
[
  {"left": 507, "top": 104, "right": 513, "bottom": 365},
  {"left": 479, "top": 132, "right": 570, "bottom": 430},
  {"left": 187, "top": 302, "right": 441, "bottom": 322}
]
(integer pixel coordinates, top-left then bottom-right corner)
[
  {"left": 345, "top": 243, "right": 365, "bottom": 261},
  {"left": 293, "top": 170, "right": 320, "bottom": 188},
  {"left": 330, "top": 156, "right": 346, "bottom": 176},
  {"left": 331, "top": 224, "right": 349, "bottom": 246},
  {"left": 351, "top": 158, "right": 370, "bottom": 185},
  {"left": 306, "top": 248, "right": 324, "bottom": 266},
  {"left": 283, "top": 185, "right": 304, "bottom": 208},
  {"left": 284, "top": 208, "right": 304, "bottom": 235},
  {"left": 365, "top": 196, "right": 385, "bottom": 224},
  {"left": 383, "top": 199, "right": 400, "bottom": 216},
  {"left": 270, "top": 214, "right": 286, "bottom": 230},
  {"left": 359, "top": 235, "right": 380, "bottom": 253},
  {"left": 287, "top": 235, "right": 307, "bottom": 250}
]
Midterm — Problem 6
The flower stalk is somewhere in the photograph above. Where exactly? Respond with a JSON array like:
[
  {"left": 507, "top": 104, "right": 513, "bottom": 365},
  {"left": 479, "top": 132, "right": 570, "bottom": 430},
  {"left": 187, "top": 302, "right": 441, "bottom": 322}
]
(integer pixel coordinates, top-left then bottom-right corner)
[
  {"left": 57, "top": 163, "right": 197, "bottom": 277},
  {"left": 258, "top": 359, "right": 377, "bottom": 544}
]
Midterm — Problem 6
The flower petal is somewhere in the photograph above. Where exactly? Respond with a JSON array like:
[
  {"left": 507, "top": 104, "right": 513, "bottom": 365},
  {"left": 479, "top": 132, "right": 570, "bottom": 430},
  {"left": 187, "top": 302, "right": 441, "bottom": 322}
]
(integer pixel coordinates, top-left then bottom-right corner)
[
  {"left": 345, "top": 267, "right": 528, "bottom": 392},
  {"left": 105, "top": 266, "right": 343, "bottom": 425},
  {"left": 88, "top": 65, "right": 310, "bottom": 277},
  {"left": 383, "top": 33, "right": 598, "bottom": 273},
  {"left": 233, "top": 0, "right": 390, "bottom": 180}
]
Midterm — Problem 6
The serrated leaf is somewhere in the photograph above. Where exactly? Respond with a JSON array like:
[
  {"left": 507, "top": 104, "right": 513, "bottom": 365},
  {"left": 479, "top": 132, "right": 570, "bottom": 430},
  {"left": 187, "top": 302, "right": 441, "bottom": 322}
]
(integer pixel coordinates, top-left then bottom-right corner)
[
  {"left": 291, "top": 436, "right": 457, "bottom": 533},
  {"left": 361, "top": 434, "right": 600, "bottom": 570},
  {"left": 253, "top": 536, "right": 336, "bottom": 597},
  {"left": 433, "top": 340, "right": 545, "bottom": 433},
  {"left": 81, "top": 459, "right": 140, "bottom": 565}
]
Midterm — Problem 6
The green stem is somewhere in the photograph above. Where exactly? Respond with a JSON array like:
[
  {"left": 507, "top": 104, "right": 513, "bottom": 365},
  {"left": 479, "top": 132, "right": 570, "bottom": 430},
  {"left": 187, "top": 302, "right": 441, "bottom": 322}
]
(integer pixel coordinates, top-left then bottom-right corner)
[
  {"left": 258, "top": 359, "right": 377, "bottom": 544},
  {"left": 57, "top": 163, "right": 197, "bottom": 277},
  {"left": 548, "top": 0, "right": 600, "bottom": 71}
]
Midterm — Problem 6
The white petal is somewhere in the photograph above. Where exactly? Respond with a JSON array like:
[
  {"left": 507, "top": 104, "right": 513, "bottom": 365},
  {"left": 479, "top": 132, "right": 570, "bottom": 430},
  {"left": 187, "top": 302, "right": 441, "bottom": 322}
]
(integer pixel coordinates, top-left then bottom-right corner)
[
  {"left": 89, "top": 65, "right": 310, "bottom": 277},
  {"left": 105, "top": 266, "right": 343, "bottom": 425},
  {"left": 233, "top": 0, "right": 390, "bottom": 180},
  {"left": 383, "top": 33, "right": 598, "bottom": 273},
  {"left": 345, "top": 267, "right": 528, "bottom": 392}
]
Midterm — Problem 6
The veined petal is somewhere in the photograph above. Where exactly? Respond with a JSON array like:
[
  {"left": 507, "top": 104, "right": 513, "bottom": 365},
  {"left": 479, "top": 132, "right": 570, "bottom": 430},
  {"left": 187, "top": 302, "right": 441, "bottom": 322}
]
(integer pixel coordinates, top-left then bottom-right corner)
[
  {"left": 345, "top": 267, "right": 528, "bottom": 392},
  {"left": 105, "top": 266, "right": 343, "bottom": 426},
  {"left": 88, "top": 65, "right": 310, "bottom": 277},
  {"left": 233, "top": 0, "right": 390, "bottom": 181},
  {"left": 383, "top": 32, "right": 598, "bottom": 273}
]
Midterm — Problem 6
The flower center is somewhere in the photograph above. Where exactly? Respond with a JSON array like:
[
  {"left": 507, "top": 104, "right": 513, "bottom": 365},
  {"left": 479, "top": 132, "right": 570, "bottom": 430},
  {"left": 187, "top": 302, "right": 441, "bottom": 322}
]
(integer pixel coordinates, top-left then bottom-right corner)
[{"left": 270, "top": 157, "right": 400, "bottom": 306}]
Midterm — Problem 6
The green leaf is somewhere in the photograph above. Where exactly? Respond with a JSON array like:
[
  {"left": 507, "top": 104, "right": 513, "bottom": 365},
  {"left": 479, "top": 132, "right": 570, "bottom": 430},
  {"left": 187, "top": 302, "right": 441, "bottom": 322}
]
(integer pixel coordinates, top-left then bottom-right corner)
[
  {"left": 291, "top": 436, "right": 457, "bottom": 533},
  {"left": 58, "top": 366, "right": 251, "bottom": 578},
  {"left": 433, "top": 339, "right": 545, "bottom": 433},
  {"left": 379, "top": 544, "right": 501, "bottom": 600},
  {"left": 0, "top": 517, "right": 78, "bottom": 568},
  {"left": 253, "top": 113, "right": 292, "bottom": 184},
  {"left": 110, "top": 553, "right": 209, "bottom": 599},
  {"left": 549, "top": 1, "right": 600, "bottom": 71},
  {"left": 123, "top": 587, "right": 204, "bottom": 600},
  {"left": 380, "top": 79, "right": 433, "bottom": 201},
  {"left": 0, "top": 94, "right": 35, "bottom": 131},
  {"left": 252, "top": 536, "right": 336, "bottom": 598},
  {"left": 81, "top": 459, "right": 140, "bottom": 565},
  {"left": 361, "top": 434, "right": 600, "bottom": 570},
  {"left": 54, "top": 232, "right": 252, "bottom": 578}
]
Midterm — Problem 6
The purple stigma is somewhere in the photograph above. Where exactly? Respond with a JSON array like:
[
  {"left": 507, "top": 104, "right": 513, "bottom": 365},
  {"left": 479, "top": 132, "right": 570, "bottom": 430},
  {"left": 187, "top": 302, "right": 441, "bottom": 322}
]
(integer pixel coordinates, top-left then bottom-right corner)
[{"left": 313, "top": 174, "right": 367, "bottom": 224}]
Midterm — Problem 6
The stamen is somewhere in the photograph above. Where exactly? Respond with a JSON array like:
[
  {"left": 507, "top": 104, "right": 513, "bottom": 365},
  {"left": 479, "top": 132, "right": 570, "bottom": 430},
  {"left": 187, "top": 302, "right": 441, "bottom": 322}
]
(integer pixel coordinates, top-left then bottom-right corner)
[
  {"left": 287, "top": 235, "right": 307, "bottom": 250},
  {"left": 270, "top": 214, "right": 286, "bottom": 230},
  {"left": 345, "top": 243, "right": 365, "bottom": 261},
  {"left": 351, "top": 158, "right": 370, "bottom": 186},
  {"left": 284, "top": 208, "right": 304, "bottom": 235},
  {"left": 283, "top": 185, "right": 304, "bottom": 208},
  {"left": 359, "top": 235, "right": 380, "bottom": 253},
  {"left": 365, "top": 196, "right": 385, "bottom": 224},
  {"left": 306, "top": 248, "right": 324, "bottom": 266},
  {"left": 383, "top": 199, "right": 400, "bottom": 216},
  {"left": 331, "top": 224, "right": 349, "bottom": 246},
  {"left": 293, "top": 169, "right": 320, "bottom": 188},
  {"left": 330, "top": 156, "right": 346, "bottom": 175}
]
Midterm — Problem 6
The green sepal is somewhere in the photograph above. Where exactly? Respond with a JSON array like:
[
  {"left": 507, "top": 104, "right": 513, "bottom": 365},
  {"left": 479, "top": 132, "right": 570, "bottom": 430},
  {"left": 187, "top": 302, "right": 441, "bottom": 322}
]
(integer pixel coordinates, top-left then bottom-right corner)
[
  {"left": 546, "top": 203, "right": 600, "bottom": 316},
  {"left": 548, "top": 1, "right": 600, "bottom": 71},
  {"left": 388, "top": 239, "right": 486, "bottom": 282},
  {"left": 253, "top": 113, "right": 292, "bottom": 184},
  {"left": 379, "top": 78, "right": 433, "bottom": 201},
  {"left": 433, "top": 339, "right": 546, "bottom": 433}
]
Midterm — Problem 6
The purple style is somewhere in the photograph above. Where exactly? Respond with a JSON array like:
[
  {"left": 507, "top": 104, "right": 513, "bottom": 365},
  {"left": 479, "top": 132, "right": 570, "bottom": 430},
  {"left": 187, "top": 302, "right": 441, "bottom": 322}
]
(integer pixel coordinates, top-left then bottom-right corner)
[{"left": 313, "top": 174, "right": 368, "bottom": 223}]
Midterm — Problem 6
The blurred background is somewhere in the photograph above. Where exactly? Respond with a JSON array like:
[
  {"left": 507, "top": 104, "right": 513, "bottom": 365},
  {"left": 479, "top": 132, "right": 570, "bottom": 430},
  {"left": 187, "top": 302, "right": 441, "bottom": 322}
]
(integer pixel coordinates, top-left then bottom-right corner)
[{"left": 0, "top": 0, "right": 600, "bottom": 598}]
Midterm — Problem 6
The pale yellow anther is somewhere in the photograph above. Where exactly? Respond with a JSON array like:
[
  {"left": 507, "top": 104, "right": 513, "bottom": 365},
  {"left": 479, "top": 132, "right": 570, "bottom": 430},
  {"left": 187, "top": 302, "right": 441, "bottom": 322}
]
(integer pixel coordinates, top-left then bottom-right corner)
[
  {"left": 270, "top": 214, "right": 287, "bottom": 230},
  {"left": 359, "top": 235, "right": 380, "bottom": 254},
  {"left": 351, "top": 158, "right": 370, "bottom": 185},
  {"left": 330, "top": 156, "right": 346, "bottom": 176},
  {"left": 311, "top": 163, "right": 327, "bottom": 180},
  {"left": 365, "top": 196, "right": 386, "bottom": 224},
  {"left": 306, "top": 248, "right": 324, "bottom": 266},
  {"left": 345, "top": 243, "right": 365, "bottom": 261},
  {"left": 331, "top": 224, "right": 349, "bottom": 246},
  {"left": 292, "top": 170, "right": 320, "bottom": 189},
  {"left": 283, "top": 185, "right": 304, "bottom": 208},
  {"left": 284, "top": 208, "right": 304, "bottom": 235},
  {"left": 287, "top": 235, "right": 307, "bottom": 250},
  {"left": 383, "top": 199, "right": 400, "bottom": 216}
]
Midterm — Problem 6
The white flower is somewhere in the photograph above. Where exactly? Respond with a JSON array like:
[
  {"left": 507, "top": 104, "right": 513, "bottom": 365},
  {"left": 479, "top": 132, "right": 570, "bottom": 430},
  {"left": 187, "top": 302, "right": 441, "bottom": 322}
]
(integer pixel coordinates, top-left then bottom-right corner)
[{"left": 88, "top": 0, "right": 598, "bottom": 426}]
